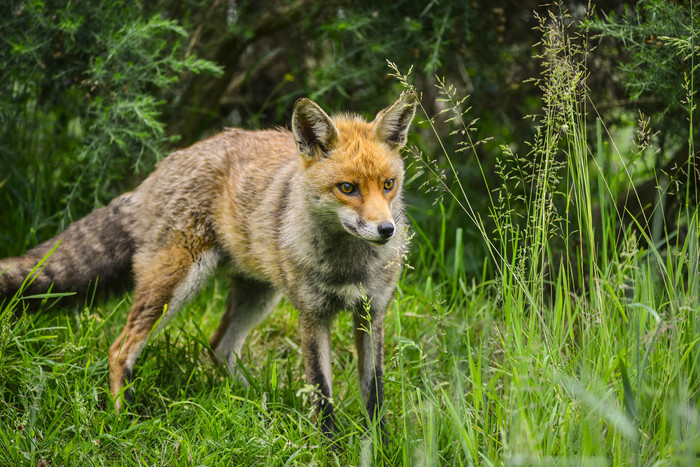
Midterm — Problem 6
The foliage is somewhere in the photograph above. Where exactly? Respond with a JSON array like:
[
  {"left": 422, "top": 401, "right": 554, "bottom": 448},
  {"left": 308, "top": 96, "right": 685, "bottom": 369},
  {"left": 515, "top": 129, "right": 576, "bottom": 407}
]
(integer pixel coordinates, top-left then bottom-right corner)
[
  {"left": 591, "top": 0, "right": 699, "bottom": 215},
  {"left": 1, "top": 0, "right": 699, "bottom": 464},
  {"left": 0, "top": 0, "right": 220, "bottom": 254},
  {"left": 391, "top": 2, "right": 699, "bottom": 463},
  {"left": 592, "top": 0, "right": 700, "bottom": 121}
]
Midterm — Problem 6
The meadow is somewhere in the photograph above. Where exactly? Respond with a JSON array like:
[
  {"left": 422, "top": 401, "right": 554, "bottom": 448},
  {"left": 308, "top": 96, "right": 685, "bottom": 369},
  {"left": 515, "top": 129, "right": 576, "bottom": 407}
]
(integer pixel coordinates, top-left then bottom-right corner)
[{"left": 1, "top": 6, "right": 699, "bottom": 467}]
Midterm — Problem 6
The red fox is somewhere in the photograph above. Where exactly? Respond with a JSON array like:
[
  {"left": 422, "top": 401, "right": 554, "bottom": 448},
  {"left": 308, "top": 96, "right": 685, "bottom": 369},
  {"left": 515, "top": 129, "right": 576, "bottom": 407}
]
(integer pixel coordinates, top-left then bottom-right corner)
[{"left": 0, "top": 93, "right": 418, "bottom": 440}]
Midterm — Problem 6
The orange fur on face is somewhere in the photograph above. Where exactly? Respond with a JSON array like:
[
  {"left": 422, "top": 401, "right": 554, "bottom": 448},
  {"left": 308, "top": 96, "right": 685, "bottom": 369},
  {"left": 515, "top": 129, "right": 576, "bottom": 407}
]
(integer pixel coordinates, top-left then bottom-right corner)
[{"left": 304, "top": 116, "right": 404, "bottom": 224}]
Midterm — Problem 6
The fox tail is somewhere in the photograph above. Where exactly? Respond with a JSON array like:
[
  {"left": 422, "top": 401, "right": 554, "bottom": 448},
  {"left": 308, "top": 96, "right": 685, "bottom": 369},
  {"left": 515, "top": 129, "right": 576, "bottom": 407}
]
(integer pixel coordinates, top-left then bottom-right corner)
[{"left": 0, "top": 194, "right": 136, "bottom": 308}]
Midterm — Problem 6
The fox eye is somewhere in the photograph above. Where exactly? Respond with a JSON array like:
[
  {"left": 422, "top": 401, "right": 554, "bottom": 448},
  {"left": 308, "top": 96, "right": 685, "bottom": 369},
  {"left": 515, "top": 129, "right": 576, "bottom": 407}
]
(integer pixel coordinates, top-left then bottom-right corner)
[
  {"left": 337, "top": 182, "right": 356, "bottom": 194},
  {"left": 384, "top": 179, "right": 395, "bottom": 191}
]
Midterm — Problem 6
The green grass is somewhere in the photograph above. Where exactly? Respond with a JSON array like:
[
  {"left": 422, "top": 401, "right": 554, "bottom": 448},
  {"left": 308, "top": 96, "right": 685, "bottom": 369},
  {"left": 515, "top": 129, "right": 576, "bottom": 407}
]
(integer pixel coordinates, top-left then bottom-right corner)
[
  {"left": 1, "top": 204, "right": 698, "bottom": 465},
  {"left": 2, "top": 5, "right": 699, "bottom": 466},
  {"left": 1, "top": 212, "right": 698, "bottom": 465}
]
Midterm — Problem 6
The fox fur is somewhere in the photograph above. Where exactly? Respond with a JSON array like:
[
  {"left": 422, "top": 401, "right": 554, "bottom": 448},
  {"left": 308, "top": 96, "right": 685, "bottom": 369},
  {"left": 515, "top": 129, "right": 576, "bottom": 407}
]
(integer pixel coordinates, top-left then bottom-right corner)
[{"left": 0, "top": 93, "right": 418, "bottom": 440}]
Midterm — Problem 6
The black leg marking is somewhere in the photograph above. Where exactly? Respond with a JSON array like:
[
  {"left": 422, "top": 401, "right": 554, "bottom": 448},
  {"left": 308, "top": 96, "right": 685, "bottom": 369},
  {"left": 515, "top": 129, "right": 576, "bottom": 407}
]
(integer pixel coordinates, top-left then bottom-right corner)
[
  {"left": 300, "top": 316, "right": 336, "bottom": 440},
  {"left": 122, "top": 367, "right": 134, "bottom": 406},
  {"left": 354, "top": 310, "right": 388, "bottom": 443},
  {"left": 311, "top": 369, "right": 336, "bottom": 437},
  {"left": 364, "top": 366, "right": 383, "bottom": 420},
  {"left": 365, "top": 367, "right": 388, "bottom": 444}
]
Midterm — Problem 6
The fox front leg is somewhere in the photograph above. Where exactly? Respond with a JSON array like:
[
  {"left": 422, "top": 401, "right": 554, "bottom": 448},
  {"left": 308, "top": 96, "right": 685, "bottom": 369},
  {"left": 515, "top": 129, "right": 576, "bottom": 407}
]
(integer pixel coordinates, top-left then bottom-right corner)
[
  {"left": 299, "top": 314, "right": 336, "bottom": 438},
  {"left": 354, "top": 309, "right": 387, "bottom": 439}
]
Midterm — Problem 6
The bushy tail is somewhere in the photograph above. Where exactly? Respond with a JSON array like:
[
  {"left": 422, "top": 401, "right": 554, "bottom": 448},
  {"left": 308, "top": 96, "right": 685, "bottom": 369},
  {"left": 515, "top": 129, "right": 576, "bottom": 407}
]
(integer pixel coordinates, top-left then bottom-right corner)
[{"left": 0, "top": 194, "right": 137, "bottom": 308}]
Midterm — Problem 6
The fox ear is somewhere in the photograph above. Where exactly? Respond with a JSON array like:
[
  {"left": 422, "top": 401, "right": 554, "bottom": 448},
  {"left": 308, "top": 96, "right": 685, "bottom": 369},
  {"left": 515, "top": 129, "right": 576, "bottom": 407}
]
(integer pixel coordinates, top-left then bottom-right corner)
[
  {"left": 373, "top": 92, "right": 418, "bottom": 149},
  {"left": 292, "top": 98, "right": 339, "bottom": 161}
]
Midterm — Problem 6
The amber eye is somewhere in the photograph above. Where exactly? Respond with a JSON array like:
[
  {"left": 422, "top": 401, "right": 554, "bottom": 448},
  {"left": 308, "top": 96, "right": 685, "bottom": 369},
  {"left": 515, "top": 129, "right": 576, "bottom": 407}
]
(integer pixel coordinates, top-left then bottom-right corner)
[
  {"left": 337, "top": 182, "right": 356, "bottom": 194},
  {"left": 384, "top": 179, "right": 395, "bottom": 191}
]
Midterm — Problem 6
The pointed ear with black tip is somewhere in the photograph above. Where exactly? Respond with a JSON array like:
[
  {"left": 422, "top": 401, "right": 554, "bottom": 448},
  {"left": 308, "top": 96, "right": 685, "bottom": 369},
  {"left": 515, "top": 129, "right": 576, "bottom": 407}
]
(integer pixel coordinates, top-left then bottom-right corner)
[
  {"left": 373, "top": 92, "right": 418, "bottom": 149},
  {"left": 292, "top": 98, "right": 339, "bottom": 161}
]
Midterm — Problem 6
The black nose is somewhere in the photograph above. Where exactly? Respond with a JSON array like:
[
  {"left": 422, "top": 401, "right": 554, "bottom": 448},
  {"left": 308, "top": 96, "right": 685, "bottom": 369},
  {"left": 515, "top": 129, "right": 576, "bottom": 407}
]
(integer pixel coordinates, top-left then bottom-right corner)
[{"left": 377, "top": 222, "right": 395, "bottom": 239}]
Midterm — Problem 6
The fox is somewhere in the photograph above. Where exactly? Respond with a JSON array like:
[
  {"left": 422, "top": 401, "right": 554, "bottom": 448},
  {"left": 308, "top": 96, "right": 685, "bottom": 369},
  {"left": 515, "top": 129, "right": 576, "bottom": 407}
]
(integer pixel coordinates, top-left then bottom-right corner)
[{"left": 0, "top": 92, "right": 418, "bottom": 440}]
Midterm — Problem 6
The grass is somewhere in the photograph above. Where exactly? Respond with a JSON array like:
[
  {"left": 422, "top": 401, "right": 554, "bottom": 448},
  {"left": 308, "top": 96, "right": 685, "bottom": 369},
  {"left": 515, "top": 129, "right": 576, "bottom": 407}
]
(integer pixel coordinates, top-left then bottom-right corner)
[
  {"left": 0, "top": 275, "right": 467, "bottom": 465},
  {"left": 1, "top": 211, "right": 697, "bottom": 465},
  {"left": 1, "top": 4, "right": 699, "bottom": 466}
]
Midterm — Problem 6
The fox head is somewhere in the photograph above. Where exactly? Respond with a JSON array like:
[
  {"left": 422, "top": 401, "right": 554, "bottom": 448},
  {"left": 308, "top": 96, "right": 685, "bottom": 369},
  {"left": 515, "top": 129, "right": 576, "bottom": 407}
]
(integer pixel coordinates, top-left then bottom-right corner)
[{"left": 292, "top": 93, "right": 418, "bottom": 245}]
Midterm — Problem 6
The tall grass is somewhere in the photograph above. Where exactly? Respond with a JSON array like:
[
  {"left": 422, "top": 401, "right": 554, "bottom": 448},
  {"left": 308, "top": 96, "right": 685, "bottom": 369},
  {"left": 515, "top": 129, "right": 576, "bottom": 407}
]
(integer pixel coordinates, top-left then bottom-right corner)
[
  {"left": 390, "top": 3, "right": 700, "bottom": 465},
  {"left": 1, "top": 4, "right": 699, "bottom": 466}
]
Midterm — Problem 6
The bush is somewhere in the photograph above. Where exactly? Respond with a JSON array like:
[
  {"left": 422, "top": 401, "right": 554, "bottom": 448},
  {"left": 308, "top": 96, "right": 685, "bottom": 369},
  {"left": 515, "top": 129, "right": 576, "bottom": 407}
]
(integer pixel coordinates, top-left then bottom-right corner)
[{"left": 0, "top": 0, "right": 219, "bottom": 255}]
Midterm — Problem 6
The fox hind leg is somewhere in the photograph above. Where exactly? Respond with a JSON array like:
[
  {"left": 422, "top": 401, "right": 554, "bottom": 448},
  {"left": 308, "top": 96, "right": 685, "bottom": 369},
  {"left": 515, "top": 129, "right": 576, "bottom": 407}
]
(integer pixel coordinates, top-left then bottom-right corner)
[
  {"left": 109, "top": 247, "right": 218, "bottom": 412},
  {"left": 208, "top": 276, "right": 281, "bottom": 382}
]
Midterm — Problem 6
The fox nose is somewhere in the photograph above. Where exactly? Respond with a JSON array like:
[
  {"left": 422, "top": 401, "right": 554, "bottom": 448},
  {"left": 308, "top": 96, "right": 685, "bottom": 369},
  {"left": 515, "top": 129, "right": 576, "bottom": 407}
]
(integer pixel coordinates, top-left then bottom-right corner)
[{"left": 377, "top": 222, "right": 395, "bottom": 239}]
